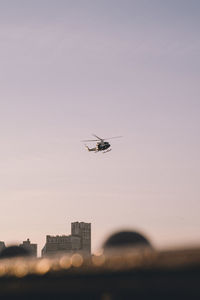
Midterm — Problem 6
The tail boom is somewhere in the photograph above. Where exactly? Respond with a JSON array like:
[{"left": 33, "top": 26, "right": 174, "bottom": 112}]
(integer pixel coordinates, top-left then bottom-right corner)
[{"left": 85, "top": 145, "right": 97, "bottom": 152}]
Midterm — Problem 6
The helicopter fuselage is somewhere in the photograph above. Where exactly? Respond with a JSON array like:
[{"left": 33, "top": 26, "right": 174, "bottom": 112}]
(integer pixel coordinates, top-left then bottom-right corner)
[{"left": 97, "top": 141, "right": 110, "bottom": 151}]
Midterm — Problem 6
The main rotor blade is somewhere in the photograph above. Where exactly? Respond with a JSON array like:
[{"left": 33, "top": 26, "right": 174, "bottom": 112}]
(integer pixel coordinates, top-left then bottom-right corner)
[
  {"left": 104, "top": 136, "right": 123, "bottom": 140},
  {"left": 92, "top": 134, "right": 103, "bottom": 141},
  {"left": 81, "top": 139, "right": 99, "bottom": 142},
  {"left": 81, "top": 135, "right": 122, "bottom": 142}
]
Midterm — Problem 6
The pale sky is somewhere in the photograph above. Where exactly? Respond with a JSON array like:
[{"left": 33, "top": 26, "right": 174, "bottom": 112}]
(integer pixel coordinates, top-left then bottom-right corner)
[{"left": 0, "top": 0, "right": 200, "bottom": 255}]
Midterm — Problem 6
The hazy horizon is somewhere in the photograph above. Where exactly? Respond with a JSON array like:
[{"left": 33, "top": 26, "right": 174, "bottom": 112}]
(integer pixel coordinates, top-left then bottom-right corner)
[{"left": 0, "top": 0, "right": 200, "bottom": 255}]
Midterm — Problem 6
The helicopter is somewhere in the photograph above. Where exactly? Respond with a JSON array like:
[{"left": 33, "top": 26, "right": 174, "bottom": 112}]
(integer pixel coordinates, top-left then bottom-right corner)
[{"left": 82, "top": 134, "right": 122, "bottom": 153}]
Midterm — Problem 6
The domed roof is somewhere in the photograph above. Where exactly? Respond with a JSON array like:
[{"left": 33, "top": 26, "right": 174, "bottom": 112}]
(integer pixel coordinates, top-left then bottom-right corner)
[{"left": 103, "top": 230, "right": 152, "bottom": 250}]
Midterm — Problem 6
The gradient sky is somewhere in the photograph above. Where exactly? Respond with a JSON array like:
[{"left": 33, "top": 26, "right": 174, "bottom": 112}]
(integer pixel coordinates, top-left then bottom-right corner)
[{"left": 0, "top": 0, "right": 200, "bottom": 254}]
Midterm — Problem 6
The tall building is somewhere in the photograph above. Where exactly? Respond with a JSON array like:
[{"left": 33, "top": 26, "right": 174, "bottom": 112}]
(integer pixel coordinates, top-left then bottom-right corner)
[
  {"left": 0, "top": 241, "right": 5, "bottom": 253},
  {"left": 19, "top": 239, "right": 37, "bottom": 257},
  {"left": 42, "top": 222, "right": 91, "bottom": 257},
  {"left": 71, "top": 222, "right": 91, "bottom": 253}
]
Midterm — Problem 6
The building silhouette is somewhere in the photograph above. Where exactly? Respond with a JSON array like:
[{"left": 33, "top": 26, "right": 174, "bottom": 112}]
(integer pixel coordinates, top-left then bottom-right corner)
[
  {"left": 0, "top": 241, "right": 5, "bottom": 253},
  {"left": 42, "top": 222, "right": 91, "bottom": 257},
  {"left": 19, "top": 239, "right": 37, "bottom": 257}
]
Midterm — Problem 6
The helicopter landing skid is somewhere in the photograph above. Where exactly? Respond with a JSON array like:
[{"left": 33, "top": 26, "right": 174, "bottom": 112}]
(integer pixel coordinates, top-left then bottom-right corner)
[{"left": 103, "top": 149, "right": 112, "bottom": 154}]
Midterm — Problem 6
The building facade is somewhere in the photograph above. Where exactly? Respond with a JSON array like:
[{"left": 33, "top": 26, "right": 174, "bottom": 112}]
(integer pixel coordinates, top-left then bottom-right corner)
[
  {"left": 0, "top": 241, "right": 5, "bottom": 253},
  {"left": 71, "top": 222, "right": 91, "bottom": 253},
  {"left": 19, "top": 239, "right": 37, "bottom": 257},
  {"left": 42, "top": 222, "right": 91, "bottom": 257}
]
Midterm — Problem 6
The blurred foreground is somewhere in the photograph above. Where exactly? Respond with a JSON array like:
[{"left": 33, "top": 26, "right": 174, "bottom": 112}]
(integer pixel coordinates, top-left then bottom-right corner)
[{"left": 0, "top": 245, "right": 200, "bottom": 299}]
